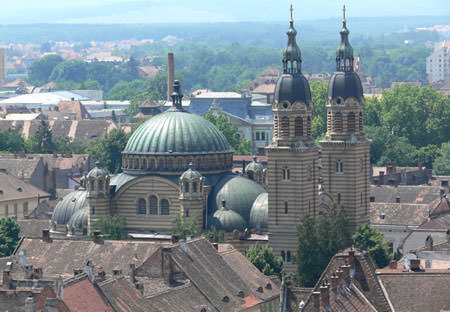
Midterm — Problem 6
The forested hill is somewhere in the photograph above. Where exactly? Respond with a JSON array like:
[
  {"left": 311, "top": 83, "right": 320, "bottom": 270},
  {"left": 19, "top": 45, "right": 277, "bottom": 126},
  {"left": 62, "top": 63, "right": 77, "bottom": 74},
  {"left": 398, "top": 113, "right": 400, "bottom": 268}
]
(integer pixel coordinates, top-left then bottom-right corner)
[{"left": 0, "top": 16, "right": 448, "bottom": 45}]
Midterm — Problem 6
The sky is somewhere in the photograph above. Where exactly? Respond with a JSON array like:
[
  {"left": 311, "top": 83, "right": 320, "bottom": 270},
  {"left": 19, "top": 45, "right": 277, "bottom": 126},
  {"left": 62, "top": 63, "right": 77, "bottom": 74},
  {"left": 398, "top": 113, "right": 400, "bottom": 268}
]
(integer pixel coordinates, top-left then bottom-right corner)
[{"left": 1, "top": 0, "right": 449, "bottom": 24}]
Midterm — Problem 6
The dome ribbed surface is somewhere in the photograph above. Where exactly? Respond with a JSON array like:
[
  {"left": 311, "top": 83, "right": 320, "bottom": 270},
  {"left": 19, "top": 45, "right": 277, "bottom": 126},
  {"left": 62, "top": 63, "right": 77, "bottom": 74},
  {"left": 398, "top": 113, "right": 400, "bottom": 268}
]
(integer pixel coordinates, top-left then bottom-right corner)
[
  {"left": 124, "top": 110, "right": 231, "bottom": 155},
  {"left": 210, "top": 175, "right": 266, "bottom": 222},
  {"left": 67, "top": 208, "right": 88, "bottom": 229},
  {"left": 328, "top": 71, "right": 363, "bottom": 101},
  {"left": 210, "top": 208, "right": 247, "bottom": 232},
  {"left": 51, "top": 190, "right": 88, "bottom": 225},
  {"left": 249, "top": 193, "right": 268, "bottom": 230},
  {"left": 275, "top": 74, "right": 312, "bottom": 107}
]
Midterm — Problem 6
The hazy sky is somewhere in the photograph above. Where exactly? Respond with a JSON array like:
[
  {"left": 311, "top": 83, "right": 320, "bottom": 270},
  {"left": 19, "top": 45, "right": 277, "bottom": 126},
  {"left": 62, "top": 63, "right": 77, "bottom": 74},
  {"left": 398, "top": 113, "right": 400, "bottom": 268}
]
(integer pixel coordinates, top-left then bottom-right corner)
[{"left": 2, "top": 0, "right": 449, "bottom": 24}]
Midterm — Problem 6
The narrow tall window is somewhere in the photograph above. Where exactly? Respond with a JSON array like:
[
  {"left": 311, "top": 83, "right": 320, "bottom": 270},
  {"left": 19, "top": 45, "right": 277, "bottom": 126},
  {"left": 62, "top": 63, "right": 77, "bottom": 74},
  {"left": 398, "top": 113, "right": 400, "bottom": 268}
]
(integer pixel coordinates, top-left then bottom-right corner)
[
  {"left": 295, "top": 117, "right": 303, "bottom": 137},
  {"left": 150, "top": 159, "right": 156, "bottom": 170},
  {"left": 348, "top": 112, "right": 356, "bottom": 132},
  {"left": 306, "top": 116, "right": 311, "bottom": 137},
  {"left": 287, "top": 251, "right": 291, "bottom": 262},
  {"left": 327, "top": 112, "right": 332, "bottom": 132},
  {"left": 160, "top": 199, "right": 170, "bottom": 215},
  {"left": 281, "top": 251, "right": 285, "bottom": 261},
  {"left": 282, "top": 168, "right": 290, "bottom": 181},
  {"left": 336, "top": 160, "right": 344, "bottom": 173},
  {"left": 150, "top": 196, "right": 158, "bottom": 215},
  {"left": 138, "top": 198, "right": 146, "bottom": 215},
  {"left": 284, "top": 201, "right": 288, "bottom": 214},
  {"left": 335, "top": 112, "right": 343, "bottom": 132},
  {"left": 281, "top": 116, "right": 290, "bottom": 137},
  {"left": 184, "top": 182, "right": 190, "bottom": 193},
  {"left": 193, "top": 182, "right": 198, "bottom": 192},
  {"left": 338, "top": 193, "right": 341, "bottom": 204},
  {"left": 359, "top": 112, "right": 363, "bottom": 131}
]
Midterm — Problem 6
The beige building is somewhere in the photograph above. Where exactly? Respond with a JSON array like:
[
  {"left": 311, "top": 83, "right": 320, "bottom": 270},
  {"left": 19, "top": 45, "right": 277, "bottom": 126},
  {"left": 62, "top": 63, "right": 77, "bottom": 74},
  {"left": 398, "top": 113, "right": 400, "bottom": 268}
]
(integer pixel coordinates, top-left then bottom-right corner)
[{"left": 0, "top": 171, "right": 49, "bottom": 219}]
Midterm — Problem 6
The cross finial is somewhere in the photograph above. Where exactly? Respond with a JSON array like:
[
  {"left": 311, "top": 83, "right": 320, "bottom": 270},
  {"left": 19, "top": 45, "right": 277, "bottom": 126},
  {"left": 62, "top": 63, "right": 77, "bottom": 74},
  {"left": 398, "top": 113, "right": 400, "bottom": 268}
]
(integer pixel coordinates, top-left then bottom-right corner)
[
  {"left": 343, "top": 4, "right": 346, "bottom": 25},
  {"left": 290, "top": 4, "right": 294, "bottom": 24}
]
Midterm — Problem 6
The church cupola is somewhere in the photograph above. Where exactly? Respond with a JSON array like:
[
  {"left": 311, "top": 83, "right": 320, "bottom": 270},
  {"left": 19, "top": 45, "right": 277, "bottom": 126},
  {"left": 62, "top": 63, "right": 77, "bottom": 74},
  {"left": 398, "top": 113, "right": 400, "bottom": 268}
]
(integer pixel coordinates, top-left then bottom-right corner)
[
  {"left": 86, "top": 162, "right": 110, "bottom": 198},
  {"left": 272, "top": 5, "right": 313, "bottom": 146},
  {"left": 179, "top": 162, "right": 205, "bottom": 200},
  {"left": 336, "top": 5, "right": 354, "bottom": 72},
  {"left": 170, "top": 80, "right": 183, "bottom": 110}
]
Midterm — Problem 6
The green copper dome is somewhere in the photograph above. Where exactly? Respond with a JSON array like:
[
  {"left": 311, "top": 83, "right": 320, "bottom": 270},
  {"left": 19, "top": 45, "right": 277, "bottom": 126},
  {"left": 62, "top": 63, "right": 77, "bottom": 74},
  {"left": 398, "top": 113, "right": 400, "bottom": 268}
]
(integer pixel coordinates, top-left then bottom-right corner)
[
  {"left": 124, "top": 110, "right": 231, "bottom": 155},
  {"left": 209, "top": 201, "right": 247, "bottom": 233},
  {"left": 51, "top": 189, "right": 88, "bottom": 225},
  {"left": 249, "top": 193, "right": 268, "bottom": 231}
]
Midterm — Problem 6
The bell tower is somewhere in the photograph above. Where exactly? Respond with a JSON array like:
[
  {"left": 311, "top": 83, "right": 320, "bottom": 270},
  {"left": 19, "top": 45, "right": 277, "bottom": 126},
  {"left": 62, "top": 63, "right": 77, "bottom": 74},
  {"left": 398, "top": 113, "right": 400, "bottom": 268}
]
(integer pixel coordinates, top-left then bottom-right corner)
[
  {"left": 86, "top": 162, "right": 111, "bottom": 234},
  {"left": 319, "top": 6, "right": 370, "bottom": 228},
  {"left": 266, "top": 5, "right": 319, "bottom": 273}
]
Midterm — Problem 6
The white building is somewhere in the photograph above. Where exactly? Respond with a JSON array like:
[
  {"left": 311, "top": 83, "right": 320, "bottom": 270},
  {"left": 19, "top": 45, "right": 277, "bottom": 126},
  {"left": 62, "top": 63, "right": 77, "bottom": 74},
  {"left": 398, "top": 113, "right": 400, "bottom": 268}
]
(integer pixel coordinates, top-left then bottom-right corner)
[{"left": 426, "top": 40, "right": 450, "bottom": 83}]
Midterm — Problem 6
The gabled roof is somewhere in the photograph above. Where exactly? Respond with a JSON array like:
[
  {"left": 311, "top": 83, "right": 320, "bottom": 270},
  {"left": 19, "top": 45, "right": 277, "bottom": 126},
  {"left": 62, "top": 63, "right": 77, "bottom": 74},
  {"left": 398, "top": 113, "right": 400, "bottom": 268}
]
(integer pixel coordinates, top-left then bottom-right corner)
[
  {"left": 370, "top": 203, "right": 430, "bottom": 226},
  {"left": 0, "top": 171, "right": 49, "bottom": 202},
  {"left": 98, "top": 277, "right": 148, "bottom": 312},
  {"left": 370, "top": 185, "right": 441, "bottom": 204},
  {"left": 14, "top": 237, "right": 161, "bottom": 278},
  {"left": 429, "top": 196, "right": 450, "bottom": 218}
]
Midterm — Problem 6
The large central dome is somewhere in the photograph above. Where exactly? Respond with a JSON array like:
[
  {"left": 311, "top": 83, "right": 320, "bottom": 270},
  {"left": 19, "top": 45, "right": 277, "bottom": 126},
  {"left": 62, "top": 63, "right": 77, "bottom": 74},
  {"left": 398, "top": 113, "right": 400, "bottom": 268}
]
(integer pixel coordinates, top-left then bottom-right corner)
[
  {"left": 122, "top": 81, "right": 233, "bottom": 174},
  {"left": 124, "top": 109, "right": 231, "bottom": 155}
]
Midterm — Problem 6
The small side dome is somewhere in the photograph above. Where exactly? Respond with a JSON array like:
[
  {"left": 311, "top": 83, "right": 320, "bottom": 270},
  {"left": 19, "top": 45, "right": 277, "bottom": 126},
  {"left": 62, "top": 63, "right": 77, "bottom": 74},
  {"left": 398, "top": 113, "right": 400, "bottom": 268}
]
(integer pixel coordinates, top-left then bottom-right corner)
[
  {"left": 274, "top": 74, "right": 312, "bottom": 107},
  {"left": 210, "top": 201, "right": 247, "bottom": 232},
  {"left": 328, "top": 71, "right": 363, "bottom": 102},
  {"left": 245, "top": 156, "right": 264, "bottom": 173},
  {"left": 67, "top": 208, "right": 88, "bottom": 230},
  {"left": 211, "top": 175, "right": 266, "bottom": 222},
  {"left": 180, "top": 163, "right": 202, "bottom": 180},
  {"left": 87, "top": 162, "right": 107, "bottom": 178},
  {"left": 51, "top": 190, "right": 88, "bottom": 225},
  {"left": 249, "top": 193, "right": 268, "bottom": 231}
]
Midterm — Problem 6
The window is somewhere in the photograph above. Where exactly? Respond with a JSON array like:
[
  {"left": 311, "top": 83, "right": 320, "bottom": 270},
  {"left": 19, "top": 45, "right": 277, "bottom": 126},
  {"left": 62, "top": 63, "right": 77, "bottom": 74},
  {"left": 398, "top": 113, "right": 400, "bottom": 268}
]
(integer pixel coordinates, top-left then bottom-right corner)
[
  {"left": 327, "top": 112, "right": 332, "bottom": 132},
  {"left": 23, "top": 202, "right": 28, "bottom": 216},
  {"left": 261, "top": 132, "right": 266, "bottom": 140},
  {"left": 158, "top": 159, "right": 165, "bottom": 170},
  {"left": 150, "top": 196, "right": 158, "bottom": 215},
  {"left": 14, "top": 204, "right": 17, "bottom": 216},
  {"left": 178, "top": 158, "right": 183, "bottom": 169},
  {"left": 334, "top": 112, "right": 343, "bottom": 132},
  {"left": 92, "top": 206, "right": 95, "bottom": 215},
  {"left": 160, "top": 199, "right": 170, "bottom": 215},
  {"left": 5, "top": 204, "right": 8, "bottom": 216},
  {"left": 256, "top": 132, "right": 260, "bottom": 141},
  {"left": 138, "top": 198, "right": 146, "bottom": 215},
  {"left": 280, "top": 116, "right": 290, "bottom": 137},
  {"left": 295, "top": 117, "right": 303, "bottom": 137},
  {"left": 347, "top": 112, "right": 356, "bottom": 132},
  {"left": 142, "top": 158, "right": 147, "bottom": 169},
  {"left": 185, "top": 182, "right": 189, "bottom": 193},
  {"left": 167, "top": 158, "right": 173, "bottom": 169},
  {"left": 282, "top": 168, "right": 290, "bottom": 181},
  {"left": 98, "top": 179, "right": 104, "bottom": 192},
  {"left": 284, "top": 201, "right": 288, "bottom": 214},
  {"left": 306, "top": 116, "right": 311, "bottom": 137},
  {"left": 281, "top": 251, "right": 285, "bottom": 261},
  {"left": 336, "top": 160, "right": 343, "bottom": 173},
  {"left": 193, "top": 182, "right": 198, "bottom": 193},
  {"left": 337, "top": 193, "right": 341, "bottom": 204},
  {"left": 150, "top": 159, "right": 156, "bottom": 170},
  {"left": 359, "top": 112, "right": 363, "bottom": 131},
  {"left": 185, "top": 208, "right": 190, "bottom": 217},
  {"left": 287, "top": 251, "right": 291, "bottom": 262}
]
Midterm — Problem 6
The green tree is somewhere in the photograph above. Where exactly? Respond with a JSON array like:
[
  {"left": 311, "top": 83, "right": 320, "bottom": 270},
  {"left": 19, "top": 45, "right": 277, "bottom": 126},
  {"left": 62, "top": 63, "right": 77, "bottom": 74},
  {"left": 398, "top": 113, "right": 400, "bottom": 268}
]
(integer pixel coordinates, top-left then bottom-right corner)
[
  {"left": 413, "top": 144, "right": 441, "bottom": 169},
  {"left": 27, "top": 54, "right": 64, "bottom": 86},
  {"left": 204, "top": 112, "right": 252, "bottom": 155},
  {"left": 297, "top": 214, "right": 321, "bottom": 287},
  {"left": 172, "top": 212, "right": 202, "bottom": 240},
  {"left": 0, "top": 128, "right": 25, "bottom": 152},
  {"left": 203, "top": 225, "right": 225, "bottom": 243},
  {"left": 92, "top": 215, "right": 126, "bottom": 240},
  {"left": 31, "top": 120, "right": 54, "bottom": 153},
  {"left": 353, "top": 223, "right": 392, "bottom": 268},
  {"left": 87, "top": 128, "right": 129, "bottom": 173},
  {"left": 0, "top": 217, "right": 21, "bottom": 257},
  {"left": 50, "top": 59, "right": 87, "bottom": 83},
  {"left": 311, "top": 81, "right": 328, "bottom": 139},
  {"left": 433, "top": 142, "right": 450, "bottom": 175},
  {"left": 246, "top": 244, "right": 283, "bottom": 278}
]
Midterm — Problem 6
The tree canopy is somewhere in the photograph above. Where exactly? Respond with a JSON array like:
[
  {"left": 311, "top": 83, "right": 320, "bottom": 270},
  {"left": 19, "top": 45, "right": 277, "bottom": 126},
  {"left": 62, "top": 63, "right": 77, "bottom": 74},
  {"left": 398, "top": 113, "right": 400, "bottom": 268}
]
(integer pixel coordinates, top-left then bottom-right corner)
[
  {"left": 353, "top": 223, "right": 393, "bottom": 268},
  {"left": 92, "top": 215, "right": 126, "bottom": 240},
  {"left": 433, "top": 141, "right": 450, "bottom": 176},
  {"left": 246, "top": 245, "right": 283, "bottom": 278},
  {"left": 0, "top": 217, "right": 21, "bottom": 257}
]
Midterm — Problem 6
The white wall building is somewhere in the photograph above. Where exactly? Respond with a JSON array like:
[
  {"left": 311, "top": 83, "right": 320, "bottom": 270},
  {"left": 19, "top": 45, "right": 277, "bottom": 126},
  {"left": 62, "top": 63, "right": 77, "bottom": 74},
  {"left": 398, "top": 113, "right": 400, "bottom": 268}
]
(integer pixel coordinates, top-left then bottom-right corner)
[{"left": 426, "top": 40, "right": 450, "bottom": 83}]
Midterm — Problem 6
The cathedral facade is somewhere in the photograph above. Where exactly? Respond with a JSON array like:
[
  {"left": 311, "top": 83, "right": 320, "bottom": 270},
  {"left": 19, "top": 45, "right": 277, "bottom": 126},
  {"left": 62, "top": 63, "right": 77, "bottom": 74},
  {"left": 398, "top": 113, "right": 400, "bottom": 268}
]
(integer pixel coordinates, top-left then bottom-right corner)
[{"left": 50, "top": 6, "right": 370, "bottom": 274}]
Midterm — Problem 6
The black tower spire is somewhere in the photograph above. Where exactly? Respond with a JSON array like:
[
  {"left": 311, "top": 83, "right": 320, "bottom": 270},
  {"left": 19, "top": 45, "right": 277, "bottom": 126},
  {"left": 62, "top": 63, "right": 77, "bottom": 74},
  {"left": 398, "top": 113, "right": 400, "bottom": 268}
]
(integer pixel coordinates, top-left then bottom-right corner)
[
  {"left": 336, "top": 5, "right": 354, "bottom": 72},
  {"left": 282, "top": 4, "right": 302, "bottom": 75}
]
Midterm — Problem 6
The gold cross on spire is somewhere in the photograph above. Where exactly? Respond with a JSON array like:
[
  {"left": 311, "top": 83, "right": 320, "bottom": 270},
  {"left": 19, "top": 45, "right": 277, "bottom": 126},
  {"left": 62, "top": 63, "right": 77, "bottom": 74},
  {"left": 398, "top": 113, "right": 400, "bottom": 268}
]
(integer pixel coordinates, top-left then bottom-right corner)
[
  {"left": 343, "top": 4, "right": 347, "bottom": 24},
  {"left": 290, "top": 3, "right": 294, "bottom": 23}
]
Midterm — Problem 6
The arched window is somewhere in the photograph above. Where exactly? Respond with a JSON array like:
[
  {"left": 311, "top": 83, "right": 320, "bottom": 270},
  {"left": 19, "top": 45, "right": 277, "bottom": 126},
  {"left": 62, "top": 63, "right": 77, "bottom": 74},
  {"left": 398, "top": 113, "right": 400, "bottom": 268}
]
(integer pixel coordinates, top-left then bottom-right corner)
[
  {"left": 359, "top": 112, "right": 363, "bottom": 131},
  {"left": 295, "top": 117, "right": 303, "bottom": 137},
  {"left": 136, "top": 158, "right": 140, "bottom": 169},
  {"left": 142, "top": 158, "right": 147, "bottom": 169},
  {"left": 149, "top": 196, "right": 158, "bottom": 215},
  {"left": 334, "top": 112, "right": 343, "bottom": 132},
  {"left": 193, "top": 182, "right": 198, "bottom": 193},
  {"left": 282, "top": 168, "right": 290, "bottom": 181},
  {"left": 185, "top": 208, "right": 190, "bottom": 217},
  {"left": 287, "top": 251, "right": 291, "bottom": 262},
  {"left": 167, "top": 158, "right": 173, "bottom": 170},
  {"left": 158, "top": 159, "right": 164, "bottom": 170},
  {"left": 337, "top": 193, "right": 341, "bottom": 204},
  {"left": 138, "top": 198, "right": 146, "bottom": 215},
  {"left": 98, "top": 179, "right": 104, "bottom": 192},
  {"left": 306, "top": 116, "right": 311, "bottom": 137},
  {"left": 281, "top": 116, "right": 290, "bottom": 137},
  {"left": 184, "top": 182, "right": 189, "bottom": 193},
  {"left": 347, "top": 112, "right": 356, "bottom": 132},
  {"left": 160, "top": 199, "right": 170, "bottom": 215},
  {"left": 336, "top": 160, "right": 344, "bottom": 173},
  {"left": 150, "top": 159, "right": 156, "bottom": 170},
  {"left": 281, "top": 251, "right": 286, "bottom": 261},
  {"left": 284, "top": 201, "right": 288, "bottom": 214},
  {"left": 274, "top": 115, "right": 278, "bottom": 137}
]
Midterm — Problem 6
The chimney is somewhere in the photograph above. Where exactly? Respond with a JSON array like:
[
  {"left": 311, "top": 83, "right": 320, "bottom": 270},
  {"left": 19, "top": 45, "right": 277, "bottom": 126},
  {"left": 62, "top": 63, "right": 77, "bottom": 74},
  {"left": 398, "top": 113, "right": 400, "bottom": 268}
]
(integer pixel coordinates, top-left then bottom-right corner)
[
  {"left": 56, "top": 275, "right": 63, "bottom": 300},
  {"left": 24, "top": 265, "right": 33, "bottom": 279},
  {"left": 129, "top": 263, "right": 136, "bottom": 284},
  {"left": 33, "top": 268, "right": 43, "bottom": 279},
  {"left": 25, "top": 296, "right": 35, "bottom": 312},
  {"left": 162, "top": 247, "right": 174, "bottom": 285},
  {"left": 425, "top": 235, "right": 433, "bottom": 251},
  {"left": 167, "top": 53, "right": 175, "bottom": 102},
  {"left": 2, "top": 270, "right": 11, "bottom": 289},
  {"left": 93, "top": 231, "right": 103, "bottom": 244},
  {"left": 42, "top": 229, "right": 50, "bottom": 242},
  {"left": 341, "top": 264, "right": 351, "bottom": 284},
  {"left": 319, "top": 284, "right": 329, "bottom": 307},
  {"left": 348, "top": 249, "right": 355, "bottom": 271},
  {"left": 312, "top": 291, "right": 321, "bottom": 311},
  {"left": 44, "top": 298, "right": 58, "bottom": 312},
  {"left": 84, "top": 260, "right": 95, "bottom": 283},
  {"left": 330, "top": 273, "right": 339, "bottom": 292},
  {"left": 389, "top": 260, "right": 398, "bottom": 269},
  {"left": 396, "top": 196, "right": 400, "bottom": 203},
  {"left": 410, "top": 259, "right": 421, "bottom": 271}
]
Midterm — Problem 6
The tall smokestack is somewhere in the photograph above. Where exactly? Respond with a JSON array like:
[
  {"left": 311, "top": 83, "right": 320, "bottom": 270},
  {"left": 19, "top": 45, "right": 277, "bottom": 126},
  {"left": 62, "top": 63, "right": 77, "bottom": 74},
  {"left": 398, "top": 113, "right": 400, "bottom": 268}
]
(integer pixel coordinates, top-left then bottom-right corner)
[{"left": 167, "top": 53, "right": 175, "bottom": 101}]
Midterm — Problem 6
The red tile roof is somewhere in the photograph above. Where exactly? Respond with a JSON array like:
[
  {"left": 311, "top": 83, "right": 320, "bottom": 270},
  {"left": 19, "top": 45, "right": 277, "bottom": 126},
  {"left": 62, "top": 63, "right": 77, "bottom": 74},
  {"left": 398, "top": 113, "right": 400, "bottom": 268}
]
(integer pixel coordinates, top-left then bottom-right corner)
[{"left": 64, "top": 278, "right": 113, "bottom": 312}]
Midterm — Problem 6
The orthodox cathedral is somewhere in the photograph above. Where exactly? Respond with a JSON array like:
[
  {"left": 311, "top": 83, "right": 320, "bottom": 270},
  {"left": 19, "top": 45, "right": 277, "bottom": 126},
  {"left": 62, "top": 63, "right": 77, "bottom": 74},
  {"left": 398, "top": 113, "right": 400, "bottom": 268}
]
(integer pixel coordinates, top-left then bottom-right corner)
[{"left": 51, "top": 6, "right": 369, "bottom": 273}]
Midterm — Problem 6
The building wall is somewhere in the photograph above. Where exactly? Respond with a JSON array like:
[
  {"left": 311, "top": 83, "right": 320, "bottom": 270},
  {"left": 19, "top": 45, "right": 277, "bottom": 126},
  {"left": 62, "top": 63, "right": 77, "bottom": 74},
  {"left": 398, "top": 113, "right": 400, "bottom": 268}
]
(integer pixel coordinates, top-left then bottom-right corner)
[
  {"left": 426, "top": 42, "right": 450, "bottom": 83},
  {"left": 113, "top": 176, "right": 181, "bottom": 232},
  {"left": 0, "top": 197, "right": 40, "bottom": 219},
  {"left": 267, "top": 147, "right": 318, "bottom": 272},
  {"left": 321, "top": 141, "right": 370, "bottom": 227}
]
